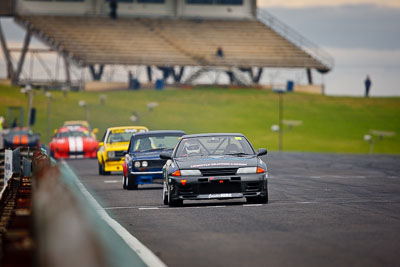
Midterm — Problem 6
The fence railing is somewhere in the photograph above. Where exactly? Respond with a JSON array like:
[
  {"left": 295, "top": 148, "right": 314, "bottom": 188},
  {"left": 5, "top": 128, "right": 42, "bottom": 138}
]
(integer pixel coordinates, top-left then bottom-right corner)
[
  {"left": 0, "top": 147, "right": 164, "bottom": 267},
  {"left": 257, "top": 8, "right": 334, "bottom": 72}
]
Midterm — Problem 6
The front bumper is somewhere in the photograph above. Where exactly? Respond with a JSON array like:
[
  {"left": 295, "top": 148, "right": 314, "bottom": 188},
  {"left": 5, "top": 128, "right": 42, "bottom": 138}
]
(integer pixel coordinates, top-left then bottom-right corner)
[
  {"left": 104, "top": 160, "right": 124, "bottom": 172},
  {"left": 130, "top": 170, "right": 163, "bottom": 185},
  {"left": 53, "top": 150, "right": 97, "bottom": 159},
  {"left": 169, "top": 174, "right": 267, "bottom": 201}
]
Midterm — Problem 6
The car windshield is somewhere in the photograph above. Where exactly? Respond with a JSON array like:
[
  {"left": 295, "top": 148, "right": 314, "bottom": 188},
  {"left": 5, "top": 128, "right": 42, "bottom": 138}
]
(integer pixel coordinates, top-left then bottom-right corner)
[
  {"left": 56, "top": 131, "right": 90, "bottom": 138},
  {"left": 106, "top": 128, "right": 147, "bottom": 143},
  {"left": 107, "top": 132, "right": 135, "bottom": 143},
  {"left": 175, "top": 135, "right": 255, "bottom": 157},
  {"left": 11, "top": 130, "right": 32, "bottom": 135},
  {"left": 133, "top": 135, "right": 182, "bottom": 152}
]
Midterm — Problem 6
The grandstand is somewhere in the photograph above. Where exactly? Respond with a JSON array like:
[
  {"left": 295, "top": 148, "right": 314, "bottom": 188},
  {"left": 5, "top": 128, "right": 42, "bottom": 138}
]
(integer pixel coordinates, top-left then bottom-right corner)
[{"left": 0, "top": 0, "right": 333, "bottom": 87}]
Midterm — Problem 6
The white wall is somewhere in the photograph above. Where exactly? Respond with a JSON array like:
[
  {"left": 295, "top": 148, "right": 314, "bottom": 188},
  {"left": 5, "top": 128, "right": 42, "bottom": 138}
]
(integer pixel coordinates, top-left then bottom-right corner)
[
  {"left": 16, "top": 0, "right": 256, "bottom": 18},
  {"left": 16, "top": 0, "right": 93, "bottom": 16},
  {"left": 117, "top": 0, "right": 175, "bottom": 17},
  {"left": 178, "top": 0, "right": 255, "bottom": 19}
]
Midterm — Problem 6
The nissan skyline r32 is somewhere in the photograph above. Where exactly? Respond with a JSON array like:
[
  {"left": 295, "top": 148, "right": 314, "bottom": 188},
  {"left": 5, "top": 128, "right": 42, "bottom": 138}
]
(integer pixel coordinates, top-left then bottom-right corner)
[
  {"left": 160, "top": 133, "right": 268, "bottom": 207},
  {"left": 123, "top": 130, "right": 186, "bottom": 190}
]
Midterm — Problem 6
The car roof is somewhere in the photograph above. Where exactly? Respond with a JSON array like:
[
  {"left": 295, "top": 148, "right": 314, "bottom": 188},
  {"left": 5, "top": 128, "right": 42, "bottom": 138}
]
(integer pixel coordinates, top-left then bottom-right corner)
[
  {"left": 58, "top": 125, "right": 89, "bottom": 132},
  {"left": 181, "top": 133, "right": 245, "bottom": 138},
  {"left": 64, "top": 120, "right": 90, "bottom": 127},
  {"left": 107, "top": 126, "right": 148, "bottom": 131},
  {"left": 133, "top": 130, "right": 186, "bottom": 137}
]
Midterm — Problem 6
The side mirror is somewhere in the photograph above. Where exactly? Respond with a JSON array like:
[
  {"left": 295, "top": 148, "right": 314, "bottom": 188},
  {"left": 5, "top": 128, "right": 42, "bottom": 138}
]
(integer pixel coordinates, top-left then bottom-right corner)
[
  {"left": 160, "top": 152, "right": 172, "bottom": 160},
  {"left": 257, "top": 148, "right": 268, "bottom": 156},
  {"left": 98, "top": 142, "right": 104, "bottom": 147},
  {"left": 93, "top": 128, "right": 99, "bottom": 134}
]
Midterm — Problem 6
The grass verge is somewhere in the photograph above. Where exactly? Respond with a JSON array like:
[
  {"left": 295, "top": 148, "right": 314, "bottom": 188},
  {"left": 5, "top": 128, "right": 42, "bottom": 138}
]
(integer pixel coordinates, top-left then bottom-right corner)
[{"left": 1, "top": 84, "right": 399, "bottom": 154}]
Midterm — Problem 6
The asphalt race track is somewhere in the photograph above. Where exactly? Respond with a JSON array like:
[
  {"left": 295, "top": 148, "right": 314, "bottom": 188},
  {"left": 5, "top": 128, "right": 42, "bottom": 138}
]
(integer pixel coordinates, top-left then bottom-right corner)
[{"left": 66, "top": 152, "right": 400, "bottom": 267}]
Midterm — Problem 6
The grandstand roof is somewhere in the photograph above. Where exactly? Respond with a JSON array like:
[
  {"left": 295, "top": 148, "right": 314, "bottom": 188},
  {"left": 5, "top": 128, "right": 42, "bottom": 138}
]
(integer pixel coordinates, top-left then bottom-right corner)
[{"left": 15, "top": 15, "right": 330, "bottom": 71}]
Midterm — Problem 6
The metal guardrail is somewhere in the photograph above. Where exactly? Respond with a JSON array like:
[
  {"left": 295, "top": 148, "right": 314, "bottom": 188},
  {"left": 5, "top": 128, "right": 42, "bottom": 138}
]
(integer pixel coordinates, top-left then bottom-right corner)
[
  {"left": 257, "top": 8, "right": 334, "bottom": 72},
  {"left": 1, "top": 147, "right": 164, "bottom": 266},
  {"left": 0, "top": 147, "right": 35, "bottom": 267}
]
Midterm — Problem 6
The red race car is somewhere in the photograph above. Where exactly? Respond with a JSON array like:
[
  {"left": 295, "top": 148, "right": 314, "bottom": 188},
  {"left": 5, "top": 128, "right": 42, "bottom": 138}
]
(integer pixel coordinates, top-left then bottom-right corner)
[{"left": 50, "top": 125, "right": 98, "bottom": 159}]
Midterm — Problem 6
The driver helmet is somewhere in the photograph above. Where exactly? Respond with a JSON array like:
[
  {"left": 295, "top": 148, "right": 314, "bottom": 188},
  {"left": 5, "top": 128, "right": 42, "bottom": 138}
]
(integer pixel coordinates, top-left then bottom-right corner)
[{"left": 185, "top": 141, "right": 200, "bottom": 155}]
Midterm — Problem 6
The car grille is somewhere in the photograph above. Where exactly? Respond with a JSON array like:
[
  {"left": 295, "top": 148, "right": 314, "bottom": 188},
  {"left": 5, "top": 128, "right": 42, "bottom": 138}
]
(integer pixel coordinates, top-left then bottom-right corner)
[
  {"left": 115, "top": 151, "right": 126, "bottom": 158},
  {"left": 199, "top": 168, "right": 238, "bottom": 176},
  {"left": 147, "top": 160, "right": 166, "bottom": 169},
  {"left": 198, "top": 182, "right": 241, "bottom": 194},
  {"left": 68, "top": 151, "right": 85, "bottom": 156}
]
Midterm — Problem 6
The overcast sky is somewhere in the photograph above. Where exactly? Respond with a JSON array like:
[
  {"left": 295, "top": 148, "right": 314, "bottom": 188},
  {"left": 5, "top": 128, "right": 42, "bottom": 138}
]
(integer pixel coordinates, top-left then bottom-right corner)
[{"left": 264, "top": 4, "right": 400, "bottom": 50}]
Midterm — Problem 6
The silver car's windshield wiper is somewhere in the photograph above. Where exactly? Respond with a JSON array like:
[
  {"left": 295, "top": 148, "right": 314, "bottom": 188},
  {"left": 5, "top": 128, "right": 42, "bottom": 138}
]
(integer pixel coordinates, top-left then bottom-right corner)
[{"left": 226, "top": 152, "right": 252, "bottom": 157}]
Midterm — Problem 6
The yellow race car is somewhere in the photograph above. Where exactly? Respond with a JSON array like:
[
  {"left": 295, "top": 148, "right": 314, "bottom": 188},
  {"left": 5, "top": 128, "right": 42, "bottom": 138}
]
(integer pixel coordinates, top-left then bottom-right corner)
[{"left": 97, "top": 126, "right": 148, "bottom": 175}]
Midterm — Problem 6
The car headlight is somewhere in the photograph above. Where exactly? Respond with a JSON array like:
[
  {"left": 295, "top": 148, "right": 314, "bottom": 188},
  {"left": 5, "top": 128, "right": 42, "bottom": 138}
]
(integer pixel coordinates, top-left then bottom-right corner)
[
  {"left": 108, "top": 151, "right": 115, "bottom": 158},
  {"left": 237, "top": 167, "right": 265, "bottom": 174},
  {"left": 236, "top": 167, "right": 257, "bottom": 174},
  {"left": 180, "top": 169, "right": 202, "bottom": 176},
  {"left": 142, "top": 161, "right": 148, "bottom": 167},
  {"left": 134, "top": 161, "right": 141, "bottom": 168}
]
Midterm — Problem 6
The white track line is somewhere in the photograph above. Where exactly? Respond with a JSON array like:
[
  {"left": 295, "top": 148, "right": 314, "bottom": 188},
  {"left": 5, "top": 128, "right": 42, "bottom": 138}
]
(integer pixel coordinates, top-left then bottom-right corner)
[
  {"left": 63, "top": 162, "right": 167, "bottom": 267},
  {"left": 104, "top": 180, "right": 120, "bottom": 183}
]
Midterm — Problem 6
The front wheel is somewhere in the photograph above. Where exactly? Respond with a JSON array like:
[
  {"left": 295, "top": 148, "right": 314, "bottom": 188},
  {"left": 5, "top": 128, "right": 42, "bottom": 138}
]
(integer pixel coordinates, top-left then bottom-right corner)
[
  {"left": 168, "top": 185, "right": 183, "bottom": 207},
  {"left": 98, "top": 161, "right": 111, "bottom": 176},
  {"left": 126, "top": 175, "right": 138, "bottom": 190},
  {"left": 247, "top": 190, "right": 268, "bottom": 204},
  {"left": 163, "top": 183, "right": 169, "bottom": 205},
  {"left": 122, "top": 175, "right": 127, "bottom": 189},
  {"left": 98, "top": 162, "right": 104, "bottom": 175}
]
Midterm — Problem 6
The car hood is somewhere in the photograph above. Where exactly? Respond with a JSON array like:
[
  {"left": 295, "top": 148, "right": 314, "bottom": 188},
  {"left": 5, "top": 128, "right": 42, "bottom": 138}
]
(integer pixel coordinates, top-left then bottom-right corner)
[
  {"left": 104, "top": 142, "right": 129, "bottom": 151},
  {"left": 134, "top": 149, "right": 173, "bottom": 160},
  {"left": 51, "top": 136, "right": 97, "bottom": 145},
  {"left": 175, "top": 155, "right": 258, "bottom": 169}
]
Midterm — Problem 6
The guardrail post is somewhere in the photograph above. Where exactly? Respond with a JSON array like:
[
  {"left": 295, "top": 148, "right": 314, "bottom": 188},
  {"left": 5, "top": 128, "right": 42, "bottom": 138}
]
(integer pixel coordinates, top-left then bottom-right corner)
[{"left": 12, "top": 147, "right": 20, "bottom": 176}]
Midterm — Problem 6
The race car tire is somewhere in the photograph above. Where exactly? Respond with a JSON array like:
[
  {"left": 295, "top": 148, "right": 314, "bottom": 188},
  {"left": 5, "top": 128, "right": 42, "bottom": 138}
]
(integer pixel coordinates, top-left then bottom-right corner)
[
  {"left": 126, "top": 174, "right": 138, "bottom": 190},
  {"left": 122, "top": 175, "right": 127, "bottom": 189},
  {"left": 163, "top": 183, "right": 169, "bottom": 205},
  {"left": 246, "top": 190, "right": 268, "bottom": 204},
  {"left": 98, "top": 162, "right": 104, "bottom": 175},
  {"left": 168, "top": 185, "right": 183, "bottom": 207},
  {"left": 99, "top": 161, "right": 111, "bottom": 176}
]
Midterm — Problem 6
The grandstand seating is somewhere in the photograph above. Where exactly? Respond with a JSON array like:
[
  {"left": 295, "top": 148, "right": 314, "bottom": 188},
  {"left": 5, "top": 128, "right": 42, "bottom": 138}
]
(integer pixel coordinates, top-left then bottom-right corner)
[{"left": 16, "top": 15, "right": 327, "bottom": 70}]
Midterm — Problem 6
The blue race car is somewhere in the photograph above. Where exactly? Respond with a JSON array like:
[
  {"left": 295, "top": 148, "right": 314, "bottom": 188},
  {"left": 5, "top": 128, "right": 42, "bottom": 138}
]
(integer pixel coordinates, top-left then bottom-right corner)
[{"left": 122, "top": 130, "right": 186, "bottom": 190}]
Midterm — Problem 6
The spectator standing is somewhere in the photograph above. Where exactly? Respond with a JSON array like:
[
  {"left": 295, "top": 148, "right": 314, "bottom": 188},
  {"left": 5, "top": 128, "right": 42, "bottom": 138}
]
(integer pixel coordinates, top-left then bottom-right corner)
[
  {"left": 364, "top": 75, "right": 372, "bottom": 97},
  {"left": 109, "top": 0, "right": 118, "bottom": 20},
  {"left": 216, "top": 47, "right": 224, "bottom": 59},
  {"left": 11, "top": 118, "right": 17, "bottom": 128}
]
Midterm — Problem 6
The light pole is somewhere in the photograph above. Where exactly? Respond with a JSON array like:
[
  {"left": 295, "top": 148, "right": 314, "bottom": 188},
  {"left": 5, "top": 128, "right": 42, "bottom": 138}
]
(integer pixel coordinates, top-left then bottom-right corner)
[
  {"left": 45, "top": 91, "right": 52, "bottom": 142},
  {"left": 20, "top": 84, "right": 33, "bottom": 127},
  {"left": 363, "top": 134, "right": 374, "bottom": 154},
  {"left": 79, "top": 100, "right": 89, "bottom": 122},
  {"left": 273, "top": 88, "right": 285, "bottom": 152}
]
